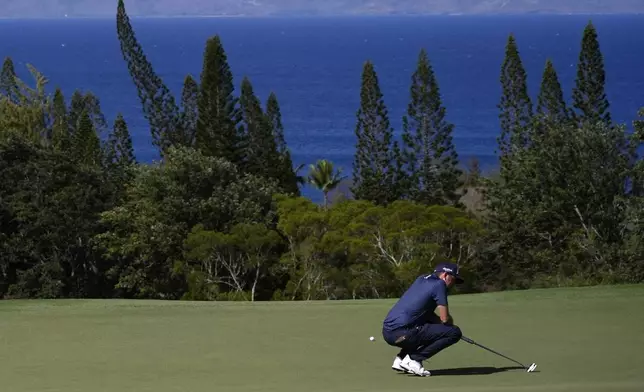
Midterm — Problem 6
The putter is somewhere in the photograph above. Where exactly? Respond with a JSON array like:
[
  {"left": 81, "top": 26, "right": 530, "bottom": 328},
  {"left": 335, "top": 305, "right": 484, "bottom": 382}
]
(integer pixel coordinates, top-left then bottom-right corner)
[{"left": 461, "top": 336, "right": 537, "bottom": 373}]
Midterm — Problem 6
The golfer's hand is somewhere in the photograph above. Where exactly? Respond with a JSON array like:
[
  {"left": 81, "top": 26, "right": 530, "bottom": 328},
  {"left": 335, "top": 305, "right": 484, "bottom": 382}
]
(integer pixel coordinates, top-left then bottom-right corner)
[{"left": 444, "top": 315, "right": 454, "bottom": 326}]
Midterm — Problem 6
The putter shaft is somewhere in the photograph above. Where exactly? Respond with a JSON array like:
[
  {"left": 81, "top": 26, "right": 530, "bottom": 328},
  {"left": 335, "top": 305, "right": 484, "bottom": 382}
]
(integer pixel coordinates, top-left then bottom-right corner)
[{"left": 461, "top": 335, "right": 530, "bottom": 369}]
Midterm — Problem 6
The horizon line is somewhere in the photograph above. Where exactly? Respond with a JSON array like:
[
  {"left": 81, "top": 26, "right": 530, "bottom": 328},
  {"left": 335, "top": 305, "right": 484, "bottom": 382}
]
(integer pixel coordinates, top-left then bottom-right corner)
[{"left": 1, "top": 12, "right": 644, "bottom": 20}]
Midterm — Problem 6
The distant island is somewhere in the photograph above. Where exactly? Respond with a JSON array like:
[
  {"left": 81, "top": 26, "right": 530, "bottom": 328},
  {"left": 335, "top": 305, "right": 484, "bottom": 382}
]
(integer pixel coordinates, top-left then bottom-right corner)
[{"left": 2, "top": 0, "right": 644, "bottom": 18}]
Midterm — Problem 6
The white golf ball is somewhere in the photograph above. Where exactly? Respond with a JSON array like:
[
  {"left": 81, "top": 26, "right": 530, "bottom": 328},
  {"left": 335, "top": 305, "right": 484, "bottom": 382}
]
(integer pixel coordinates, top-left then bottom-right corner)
[{"left": 369, "top": 336, "right": 375, "bottom": 341}]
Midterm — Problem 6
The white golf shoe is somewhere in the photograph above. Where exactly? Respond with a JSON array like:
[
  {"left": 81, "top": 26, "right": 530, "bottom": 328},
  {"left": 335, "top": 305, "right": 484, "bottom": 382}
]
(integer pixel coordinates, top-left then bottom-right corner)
[
  {"left": 391, "top": 356, "right": 406, "bottom": 372},
  {"left": 399, "top": 355, "right": 431, "bottom": 377}
]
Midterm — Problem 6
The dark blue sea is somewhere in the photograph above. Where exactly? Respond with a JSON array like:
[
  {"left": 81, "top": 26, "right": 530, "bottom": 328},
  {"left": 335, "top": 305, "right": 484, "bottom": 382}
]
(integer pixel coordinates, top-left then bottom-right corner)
[{"left": 1, "top": 15, "right": 643, "bottom": 200}]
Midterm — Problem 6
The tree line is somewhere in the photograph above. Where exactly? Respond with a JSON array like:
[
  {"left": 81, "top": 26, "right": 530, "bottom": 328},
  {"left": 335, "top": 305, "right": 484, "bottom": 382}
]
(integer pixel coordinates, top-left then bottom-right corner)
[{"left": 0, "top": 0, "right": 641, "bottom": 300}]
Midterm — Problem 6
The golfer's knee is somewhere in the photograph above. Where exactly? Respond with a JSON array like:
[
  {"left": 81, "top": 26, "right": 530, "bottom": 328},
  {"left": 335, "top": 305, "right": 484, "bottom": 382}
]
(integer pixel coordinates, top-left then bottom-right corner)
[{"left": 449, "top": 325, "right": 462, "bottom": 341}]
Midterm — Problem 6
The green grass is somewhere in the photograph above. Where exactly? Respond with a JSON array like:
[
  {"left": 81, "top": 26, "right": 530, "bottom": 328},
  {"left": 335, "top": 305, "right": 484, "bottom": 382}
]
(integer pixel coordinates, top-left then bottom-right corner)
[{"left": 1, "top": 284, "right": 644, "bottom": 391}]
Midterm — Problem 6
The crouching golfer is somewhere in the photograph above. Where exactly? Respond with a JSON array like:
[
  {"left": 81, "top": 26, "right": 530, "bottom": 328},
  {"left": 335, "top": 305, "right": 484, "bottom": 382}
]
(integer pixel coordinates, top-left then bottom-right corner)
[{"left": 381, "top": 262, "right": 464, "bottom": 377}]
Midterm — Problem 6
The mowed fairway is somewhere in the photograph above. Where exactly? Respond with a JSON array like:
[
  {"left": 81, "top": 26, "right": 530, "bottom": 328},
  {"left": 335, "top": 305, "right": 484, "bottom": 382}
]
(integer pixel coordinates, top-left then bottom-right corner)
[{"left": 2, "top": 285, "right": 644, "bottom": 392}]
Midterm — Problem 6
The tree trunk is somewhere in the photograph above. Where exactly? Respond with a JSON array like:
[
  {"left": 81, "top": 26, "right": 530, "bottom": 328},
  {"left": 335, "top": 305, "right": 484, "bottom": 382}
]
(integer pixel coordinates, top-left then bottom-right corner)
[{"left": 251, "top": 259, "right": 261, "bottom": 302}]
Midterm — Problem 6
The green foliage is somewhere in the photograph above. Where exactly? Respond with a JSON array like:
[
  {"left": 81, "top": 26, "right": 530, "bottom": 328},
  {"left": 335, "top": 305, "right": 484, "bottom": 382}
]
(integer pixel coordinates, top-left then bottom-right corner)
[
  {"left": 94, "top": 146, "right": 280, "bottom": 299},
  {"left": 307, "top": 159, "right": 346, "bottom": 208},
  {"left": 1, "top": 9, "right": 642, "bottom": 301},
  {"left": 0, "top": 64, "right": 52, "bottom": 143},
  {"left": 67, "top": 90, "right": 108, "bottom": 154},
  {"left": 240, "top": 77, "right": 283, "bottom": 184},
  {"left": 266, "top": 92, "right": 300, "bottom": 196},
  {"left": 274, "top": 196, "right": 482, "bottom": 299},
  {"left": 184, "top": 222, "right": 283, "bottom": 301},
  {"left": 105, "top": 113, "right": 136, "bottom": 169},
  {"left": 536, "top": 59, "right": 570, "bottom": 126},
  {"left": 104, "top": 113, "right": 136, "bottom": 197},
  {"left": 73, "top": 110, "right": 103, "bottom": 167},
  {"left": 484, "top": 120, "right": 641, "bottom": 288},
  {"left": 195, "top": 35, "right": 243, "bottom": 163},
  {"left": 0, "top": 56, "right": 19, "bottom": 103},
  {"left": 401, "top": 48, "right": 462, "bottom": 206},
  {"left": 179, "top": 74, "right": 199, "bottom": 146},
  {"left": 116, "top": 0, "right": 183, "bottom": 153},
  {"left": 266, "top": 92, "right": 287, "bottom": 158},
  {"left": 51, "top": 88, "right": 70, "bottom": 151},
  {"left": 633, "top": 108, "right": 644, "bottom": 196},
  {"left": 67, "top": 90, "right": 85, "bottom": 131},
  {"left": 351, "top": 61, "right": 401, "bottom": 205},
  {"left": 338, "top": 201, "right": 482, "bottom": 296},
  {"left": 572, "top": 21, "right": 610, "bottom": 126},
  {"left": 79, "top": 92, "right": 108, "bottom": 134},
  {"left": 0, "top": 134, "right": 114, "bottom": 298},
  {"left": 498, "top": 34, "right": 533, "bottom": 156}
]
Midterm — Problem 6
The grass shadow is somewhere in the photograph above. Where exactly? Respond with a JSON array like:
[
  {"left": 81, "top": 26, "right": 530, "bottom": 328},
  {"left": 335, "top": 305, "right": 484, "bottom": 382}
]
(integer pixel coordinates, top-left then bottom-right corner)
[{"left": 427, "top": 366, "right": 529, "bottom": 376}]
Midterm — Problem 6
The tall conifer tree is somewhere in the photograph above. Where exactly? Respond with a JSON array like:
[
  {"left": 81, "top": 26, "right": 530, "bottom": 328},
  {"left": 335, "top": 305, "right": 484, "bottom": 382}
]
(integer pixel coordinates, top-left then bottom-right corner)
[
  {"left": 105, "top": 113, "right": 136, "bottom": 168},
  {"left": 240, "top": 77, "right": 281, "bottom": 183},
  {"left": 51, "top": 88, "right": 70, "bottom": 151},
  {"left": 73, "top": 111, "right": 102, "bottom": 166},
  {"left": 68, "top": 90, "right": 85, "bottom": 133},
  {"left": 536, "top": 59, "right": 569, "bottom": 125},
  {"left": 82, "top": 92, "right": 108, "bottom": 135},
  {"left": 402, "top": 48, "right": 461, "bottom": 206},
  {"left": 104, "top": 113, "right": 136, "bottom": 200},
  {"left": 572, "top": 21, "right": 610, "bottom": 125},
  {"left": 116, "top": 0, "right": 182, "bottom": 153},
  {"left": 196, "top": 36, "right": 243, "bottom": 164},
  {"left": 351, "top": 61, "right": 399, "bottom": 205},
  {"left": 67, "top": 91, "right": 107, "bottom": 137},
  {"left": 266, "top": 92, "right": 299, "bottom": 195},
  {"left": 179, "top": 75, "right": 199, "bottom": 147},
  {"left": 0, "top": 57, "right": 18, "bottom": 103},
  {"left": 633, "top": 108, "right": 644, "bottom": 197},
  {"left": 498, "top": 34, "right": 533, "bottom": 157}
]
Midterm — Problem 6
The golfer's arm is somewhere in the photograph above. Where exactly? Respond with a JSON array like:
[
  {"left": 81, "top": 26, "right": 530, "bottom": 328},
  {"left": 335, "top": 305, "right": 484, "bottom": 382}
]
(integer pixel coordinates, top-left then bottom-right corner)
[
  {"left": 437, "top": 305, "right": 452, "bottom": 324},
  {"left": 427, "top": 311, "right": 442, "bottom": 323}
]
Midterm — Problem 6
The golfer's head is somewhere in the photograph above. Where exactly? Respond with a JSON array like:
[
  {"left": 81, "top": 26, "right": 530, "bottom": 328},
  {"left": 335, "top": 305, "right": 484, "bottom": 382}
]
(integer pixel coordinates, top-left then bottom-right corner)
[{"left": 434, "top": 262, "right": 464, "bottom": 288}]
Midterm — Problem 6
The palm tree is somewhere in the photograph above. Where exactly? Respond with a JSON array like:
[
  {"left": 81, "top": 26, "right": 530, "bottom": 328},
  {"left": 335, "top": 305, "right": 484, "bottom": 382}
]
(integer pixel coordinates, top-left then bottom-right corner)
[
  {"left": 293, "top": 163, "right": 306, "bottom": 186},
  {"left": 307, "top": 159, "right": 346, "bottom": 209}
]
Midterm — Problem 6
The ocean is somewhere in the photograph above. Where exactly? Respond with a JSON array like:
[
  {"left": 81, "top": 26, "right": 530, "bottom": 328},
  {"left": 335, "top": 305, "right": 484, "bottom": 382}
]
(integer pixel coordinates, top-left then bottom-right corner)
[{"left": 1, "top": 15, "right": 643, "bottom": 199}]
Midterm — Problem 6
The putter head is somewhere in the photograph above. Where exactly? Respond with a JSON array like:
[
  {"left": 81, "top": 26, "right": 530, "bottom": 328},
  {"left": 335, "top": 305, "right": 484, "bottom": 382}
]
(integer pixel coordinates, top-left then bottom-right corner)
[{"left": 527, "top": 363, "right": 537, "bottom": 372}]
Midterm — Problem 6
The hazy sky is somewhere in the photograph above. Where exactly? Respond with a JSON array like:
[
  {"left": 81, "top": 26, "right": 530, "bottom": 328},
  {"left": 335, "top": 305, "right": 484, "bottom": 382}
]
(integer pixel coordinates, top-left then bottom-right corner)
[{"left": 1, "top": 0, "right": 643, "bottom": 18}]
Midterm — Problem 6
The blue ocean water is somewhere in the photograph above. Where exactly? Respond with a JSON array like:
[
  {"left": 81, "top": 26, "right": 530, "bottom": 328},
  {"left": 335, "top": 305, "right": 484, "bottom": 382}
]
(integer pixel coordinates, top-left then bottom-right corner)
[{"left": 1, "top": 15, "right": 643, "bottom": 199}]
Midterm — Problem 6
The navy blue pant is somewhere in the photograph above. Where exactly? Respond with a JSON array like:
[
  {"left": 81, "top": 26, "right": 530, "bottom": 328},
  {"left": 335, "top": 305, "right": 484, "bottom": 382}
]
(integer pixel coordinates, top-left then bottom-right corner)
[{"left": 382, "top": 323, "right": 462, "bottom": 362}]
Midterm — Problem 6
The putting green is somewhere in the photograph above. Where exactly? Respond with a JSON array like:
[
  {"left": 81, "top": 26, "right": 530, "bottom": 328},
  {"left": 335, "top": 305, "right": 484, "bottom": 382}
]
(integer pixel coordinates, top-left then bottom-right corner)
[{"left": 1, "top": 284, "right": 643, "bottom": 391}]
